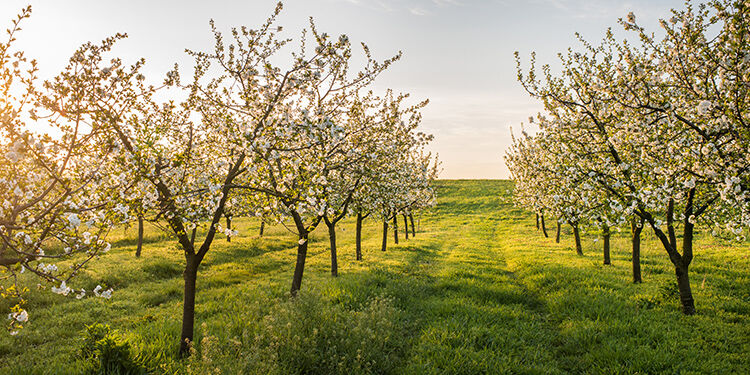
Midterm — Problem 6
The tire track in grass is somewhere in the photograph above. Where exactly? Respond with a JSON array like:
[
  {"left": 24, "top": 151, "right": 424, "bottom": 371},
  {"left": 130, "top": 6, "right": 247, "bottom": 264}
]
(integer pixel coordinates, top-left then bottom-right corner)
[{"left": 401, "top": 210, "right": 564, "bottom": 374}]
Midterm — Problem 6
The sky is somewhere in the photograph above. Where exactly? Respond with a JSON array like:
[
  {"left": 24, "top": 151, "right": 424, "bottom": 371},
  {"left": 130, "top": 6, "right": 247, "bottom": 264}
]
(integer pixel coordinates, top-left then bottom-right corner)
[{"left": 0, "top": 0, "right": 681, "bottom": 178}]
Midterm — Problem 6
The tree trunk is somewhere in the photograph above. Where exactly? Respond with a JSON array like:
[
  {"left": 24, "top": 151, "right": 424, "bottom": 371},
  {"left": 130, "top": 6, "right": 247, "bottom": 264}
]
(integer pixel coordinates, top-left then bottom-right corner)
[
  {"left": 179, "top": 258, "right": 199, "bottom": 357},
  {"left": 135, "top": 215, "right": 144, "bottom": 257},
  {"left": 678, "top": 203, "right": 695, "bottom": 314},
  {"left": 676, "top": 263, "right": 695, "bottom": 314},
  {"left": 381, "top": 220, "right": 388, "bottom": 252},
  {"left": 327, "top": 221, "right": 338, "bottom": 277},
  {"left": 409, "top": 214, "right": 416, "bottom": 237},
  {"left": 225, "top": 216, "right": 231, "bottom": 243},
  {"left": 541, "top": 214, "right": 549, "bottom": 238},
  {"left": 259, "top": 221, "right": 265, "bottom": 237},
  {"left": 190, "top": 228, "right": 197, "bottom": 246},
  {"left": 536, "top": 213, "right": 540, "bottom": 230},
  {"left": 555, "top": 220, "right": 561, "bottom": 243},
  {"left": 356, "top": 212, "right": 363, "bottom": 261},
  {"left": 603, "top": 225, "right": 611, "bottom": 265},
  {"left": 393, "top": 215, "right": 399, "bottom": 244},
  {"left": 631, "top": 218, "right": 643, "bottom": 283},
  {"left": 572, "top": 223, "right": 583, "bottom": 256},
  {"left": 403, "top": 214, "right": 409, "bottom": 240},
  {"left": 290, "top": 233, "right": 309, "bottom": 296},
  {"left": 647, "top": 188, "right": 697, "bottom": 314}
]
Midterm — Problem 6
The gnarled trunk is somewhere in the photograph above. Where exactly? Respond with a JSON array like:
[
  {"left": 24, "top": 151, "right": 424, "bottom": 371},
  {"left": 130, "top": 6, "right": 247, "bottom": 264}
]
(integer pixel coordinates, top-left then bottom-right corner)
[
  {"left": 631, "top": 218, "right": 643, "bottom": 283},
  {"left": 259, "top": 221, "right": 265, "bottom": 237},
  {"left": 541, "top": 214, "right": 549, "bottom": 238},
  {"left": 135, "top": 215, "right": 144, "bottom": 257},
  {"left": 409, "top": 214, "right": 416, "bottom": 237},
  {"left": 555, "top": 220, "right": 561, "bottom": 243}
]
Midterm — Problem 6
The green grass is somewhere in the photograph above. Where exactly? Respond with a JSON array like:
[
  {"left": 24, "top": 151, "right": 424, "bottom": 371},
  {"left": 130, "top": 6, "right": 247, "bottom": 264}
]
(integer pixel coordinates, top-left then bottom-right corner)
[{"left": 1, "top": 180, "right": 748, "bottom": 374}]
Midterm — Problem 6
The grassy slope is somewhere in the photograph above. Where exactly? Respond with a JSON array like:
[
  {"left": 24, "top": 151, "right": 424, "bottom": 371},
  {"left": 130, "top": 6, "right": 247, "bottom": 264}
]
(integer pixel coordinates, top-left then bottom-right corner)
[{"left": 0, "top": 180, "right": 748, "bottom": 374}]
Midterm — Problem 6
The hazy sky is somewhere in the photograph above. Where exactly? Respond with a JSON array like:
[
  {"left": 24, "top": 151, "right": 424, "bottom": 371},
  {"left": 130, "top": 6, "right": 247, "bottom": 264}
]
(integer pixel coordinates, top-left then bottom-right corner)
[{"left": 1, "top": 0, "right": 680, "bottom": 178}]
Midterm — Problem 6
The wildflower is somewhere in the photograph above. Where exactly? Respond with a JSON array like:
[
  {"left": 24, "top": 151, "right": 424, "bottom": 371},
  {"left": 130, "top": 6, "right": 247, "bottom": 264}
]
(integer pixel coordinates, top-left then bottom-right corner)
[{"left": 13, "top": 310, "right": 28, "bottom": 323}]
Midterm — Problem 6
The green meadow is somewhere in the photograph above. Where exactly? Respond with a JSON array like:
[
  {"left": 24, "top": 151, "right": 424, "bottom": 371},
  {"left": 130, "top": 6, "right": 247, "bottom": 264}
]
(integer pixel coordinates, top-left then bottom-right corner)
[{"left": 1, "top": 180, "right": 748, "bottom": 374}]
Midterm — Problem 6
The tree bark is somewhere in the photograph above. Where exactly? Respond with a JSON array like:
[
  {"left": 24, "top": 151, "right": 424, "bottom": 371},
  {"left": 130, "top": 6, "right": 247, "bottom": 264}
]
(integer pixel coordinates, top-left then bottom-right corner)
[
  {"left": 290, "top": 233, "right": 309, "bottom": 296},
  {"left": 190, "top": 228, "right": 197, "bottom": 246},
  {"left": 541, "top": 214, "right": 549, "bottom": 238},
  {"left": 644, "top": 188, "right": 697, "bottom": 314},
  {"left": 571, "top": 222, "right": 583, "bottom": 256},
  {"left": 392, "top": 215, "right": 399, "bottom": 244},
  {"left": 409, "top": 213, "right": 416, "bottom": 237},
  {"left": 356, "top": 212, "right": 363, "bottom": 261},
  {"left": 676, "top": 263, "right": 695, "bottom": 314},
  {"left": 555, "top": 220, "right": 561, "bottom": 243},
  {"left": 403, "top": 214, "right": 409, "bottom": 240},
  {"left": 536, "top": 213, "right": 540, "bottom": 230},
  {"left": 603, "top": 224, "right": 611, "bottom": 265},
  {"left": 381, "top": 220, "right": 388, "bottom": 252},
  {"left": 325, "top": 219, "right": 338, "bottom": 277},
  {"left": 225, "top": 216, "right": 231, "bottom": 243},
  {"left": 135, "top": 215, "right": 144, "bottom": 257},
  {"left": 179, "top": 258, "right": 199, "bottom": 357},
  {"left": 678, "top": 199, "right": 695, "bottom": 314},
  {"left": 631, "top": 218, "right": 643, "bottom": 283},
  {"left": 259, "top": 221, "right": 265, "bottom": 237}
]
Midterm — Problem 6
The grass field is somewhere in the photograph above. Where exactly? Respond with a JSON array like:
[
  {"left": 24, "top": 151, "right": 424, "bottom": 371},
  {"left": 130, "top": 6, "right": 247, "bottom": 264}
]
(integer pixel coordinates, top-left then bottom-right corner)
[{"left": 1, "top": 180, "right": 748, "bottom": 374}]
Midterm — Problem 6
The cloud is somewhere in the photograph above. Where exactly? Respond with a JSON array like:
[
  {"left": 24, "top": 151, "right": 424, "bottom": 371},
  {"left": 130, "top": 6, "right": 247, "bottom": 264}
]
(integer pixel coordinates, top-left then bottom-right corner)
[
  {"left": 529, "top": 0, "right": 672, "bottom": 21},
  {"left": 410, "top": 7, "right": 431, "bottom": 16},
  {"left": 431, "top": 0, "right": 464, "bottom": 7},
  {"left": 333, "top": 0, "right": 464, "bottom": 16}
]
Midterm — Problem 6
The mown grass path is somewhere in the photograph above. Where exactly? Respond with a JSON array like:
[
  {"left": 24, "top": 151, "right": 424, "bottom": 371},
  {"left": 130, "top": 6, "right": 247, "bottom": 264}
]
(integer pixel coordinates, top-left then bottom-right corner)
[{"left": 0, "top": 180, "right": 748, "bottom": 374}]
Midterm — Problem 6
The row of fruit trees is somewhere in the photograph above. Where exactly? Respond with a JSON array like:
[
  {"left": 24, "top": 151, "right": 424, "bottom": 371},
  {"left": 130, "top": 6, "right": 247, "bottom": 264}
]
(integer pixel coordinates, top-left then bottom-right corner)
[
  {"left": 506, "top": 0, "right": 749, "bottom": 315},
  {"left": 0, "top": 3, "right": 438, "bottom": 354}
]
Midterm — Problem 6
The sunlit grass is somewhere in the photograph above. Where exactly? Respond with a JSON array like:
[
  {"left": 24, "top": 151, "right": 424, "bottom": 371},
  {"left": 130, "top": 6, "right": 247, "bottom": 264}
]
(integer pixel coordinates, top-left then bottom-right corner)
[{"left": 0, "top": 180, "right": 748, "bottom": 374}]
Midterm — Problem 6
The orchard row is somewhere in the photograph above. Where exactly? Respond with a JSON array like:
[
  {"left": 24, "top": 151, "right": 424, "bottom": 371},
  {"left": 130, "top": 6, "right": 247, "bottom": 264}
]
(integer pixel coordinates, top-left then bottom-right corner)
[
  {"left": 506, "top": 0, "right": 749, "bottom": 315},
  {"left": 0, "top": 3, "right": 438, "bottom": 354}
]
